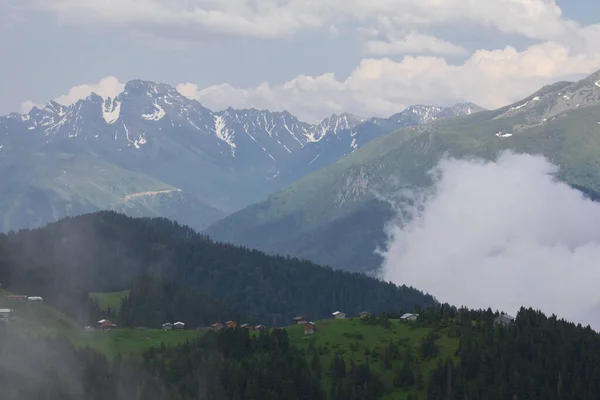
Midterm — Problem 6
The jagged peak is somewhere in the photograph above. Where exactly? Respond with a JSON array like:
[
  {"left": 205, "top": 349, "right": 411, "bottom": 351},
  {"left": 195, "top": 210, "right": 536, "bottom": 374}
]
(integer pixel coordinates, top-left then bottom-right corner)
[
  {"left": 123, "top": 79, "right": 176, "bottom": 97},
  {"left": 221, "top": 107, "right": 299, "bottom": 120},
  {"left": 45, "top": 100, "right": 63, "bottom": 109},
  {"left": 317, "top": 112, "right": 362, "bottom": 126},
  {"left": 405, "top": 104, "right": 440, "bottom": 110},
  {"left": 29, "top": 105, "right": 43, "bottom": 113},
  {"left": 84, "top": 92, "right": 104, "bottom": 103}
]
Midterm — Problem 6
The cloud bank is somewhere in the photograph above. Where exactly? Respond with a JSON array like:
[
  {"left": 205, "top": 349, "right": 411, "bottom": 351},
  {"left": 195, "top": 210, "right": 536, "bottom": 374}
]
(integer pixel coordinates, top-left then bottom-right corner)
[
  {"left": 20, "top": 76, "right": 124, "bottom": 113},
  {"left": 13, "top": 0, "right": 600, "bottom": 122},
  {"left": 20, "top": 39, "right": 600, "bottom": 122},
  {"left": 380, "top": 151, "right": 600, "bottom": 330},
  {"left": 27, "top": 0, "right": 578, "bottom": 43},
  {"left": 178, "top": 40, "right": 600, "bottom": 123}
]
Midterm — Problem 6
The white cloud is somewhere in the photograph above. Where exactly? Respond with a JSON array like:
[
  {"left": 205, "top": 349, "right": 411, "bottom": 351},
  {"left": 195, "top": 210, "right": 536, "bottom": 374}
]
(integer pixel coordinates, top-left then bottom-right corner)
[
  {"left": 53, "top": 76, "right": 124, "bottom": 105},
  {"left": 175, "top": 83, "right": 201, "bottom": 101},
  {"left": 365, "top": 32, "right": 467, "bottom": 56},
  {"left": 18, "top": 28, "right": 600, "bottom": 123},
  {"left": 27, "top": 0, "right": 579, "bottom": 45},
  {"left": 29, "top": 0, "right": 325, "bottom": 39},
  {"left": 178, "top": 39, "right": 600, "bottom": 123},
  {"left": 380, "top": 151, "right": 600, "bottom": 330},
  {"left": 20, "top": 76, "right": 125, "bottom": 112}
]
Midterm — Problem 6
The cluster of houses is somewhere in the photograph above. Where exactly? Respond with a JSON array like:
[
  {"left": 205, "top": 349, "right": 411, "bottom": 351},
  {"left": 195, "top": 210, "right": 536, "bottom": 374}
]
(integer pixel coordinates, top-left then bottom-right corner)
[
  {"left": 83, "top": 312, "right": 514, "bottom": 333},
  {"left": 291, "top": 310, "right": 383, "bottom": 335},
  {"left": 162, "top": 322, "right": 186, "bottom": 330}
]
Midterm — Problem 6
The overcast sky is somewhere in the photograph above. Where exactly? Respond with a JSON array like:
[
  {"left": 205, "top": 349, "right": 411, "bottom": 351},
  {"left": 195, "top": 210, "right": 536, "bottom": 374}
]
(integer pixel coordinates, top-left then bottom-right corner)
[{"left": 2, "top": 0, "right": 600, "bottom": 123}]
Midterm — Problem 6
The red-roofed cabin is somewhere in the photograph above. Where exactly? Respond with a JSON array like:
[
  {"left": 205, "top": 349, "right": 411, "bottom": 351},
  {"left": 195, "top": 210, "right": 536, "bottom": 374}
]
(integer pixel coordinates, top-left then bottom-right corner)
[
  {"left": 304, "top": 322, "right": 316, "bottom": 335},
  {"left": 210, "top": 322, "right": 224, "bottom": 331},
  {"left": 225, "top": 321, "right": 237, "bottom": 329},
  {"left": 100, "top": 322, "right": 118, "bottom": 330},
  {"left": 293, "top": 316, "right": 308, "bottom": 325}
]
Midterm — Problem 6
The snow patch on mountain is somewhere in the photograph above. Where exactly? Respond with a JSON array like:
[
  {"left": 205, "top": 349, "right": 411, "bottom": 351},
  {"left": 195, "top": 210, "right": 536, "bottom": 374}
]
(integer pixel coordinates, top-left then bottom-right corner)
[
  {"left": 510, "top": 101, "right": 529, "bottom": 111},
  {"left": 45, "top": 101, "right": 67, "bottom": 117},
  {"left": 496, "top": 132, "right": 513, "bottom": 138},
  {"left": 122, "top": 121, "right": 132, "bottom": 142},
  {"left": 214, "top": 115, "right": 236, "bottom": 157},
  {"left": 102, "top": 98, "right": 121, "bottom": 124},
  {"left": 405, "top": 105, "right": 442, "bottom": 123},
  {"left": 308, "top": 113, "right": 362, "bottom": 142},
  {"left": 142, "top": 103, "right": 166, "bottom": 121},
  {"left": 133, "top": 133, "right": 147, "bottom": 149}
]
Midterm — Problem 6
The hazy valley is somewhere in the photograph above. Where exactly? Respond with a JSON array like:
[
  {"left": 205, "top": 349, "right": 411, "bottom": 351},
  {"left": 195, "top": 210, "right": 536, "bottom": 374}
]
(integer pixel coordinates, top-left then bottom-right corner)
[{"left": 0, "top": 80, "right": 480, "bottom": 234}]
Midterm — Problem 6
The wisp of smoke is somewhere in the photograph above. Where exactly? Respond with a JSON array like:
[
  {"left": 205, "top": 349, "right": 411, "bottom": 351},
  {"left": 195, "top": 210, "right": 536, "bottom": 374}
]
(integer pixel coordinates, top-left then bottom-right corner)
[{"left": 381, "top": 151, "right": 600, "bottom": 330}]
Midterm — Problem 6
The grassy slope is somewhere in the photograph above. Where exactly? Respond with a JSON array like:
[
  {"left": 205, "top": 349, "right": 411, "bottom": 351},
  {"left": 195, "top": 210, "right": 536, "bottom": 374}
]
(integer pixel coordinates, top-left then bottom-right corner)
[
  {"left": 0, "top": 295, "right": 202, "bottom": 360},
  {"left": 285, "top": 318, "right": 459, "bottom": 399},
  {"left": 3, "top": 294, "right": 457, "bottom": 396},
  {"left": 72, "top": 329, "right": 204, "bottom": 360},
  {"left": 89, "top": 290, "right": 131, "bottom": 311},
  {"left": 206, "top": 103, "right": 600, "bottom": 271}
]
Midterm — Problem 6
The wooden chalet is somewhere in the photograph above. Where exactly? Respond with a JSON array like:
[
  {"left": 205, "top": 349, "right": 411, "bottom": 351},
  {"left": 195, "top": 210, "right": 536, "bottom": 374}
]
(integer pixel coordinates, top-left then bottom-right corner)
[
  {"left": 304, "top": 322, "right": 316, "bottom": 335},
  {"left": 226, "top": 320, "right": 237, "bottom": 329},
  {"left": 293, "top": 316, "right": 308, "bottom": 325},
  {"left": 173, "top": 322, "right": 185, "bottom": 330},
  {"left": 210, "top": 322, "right": 224, "bottom": 331}
]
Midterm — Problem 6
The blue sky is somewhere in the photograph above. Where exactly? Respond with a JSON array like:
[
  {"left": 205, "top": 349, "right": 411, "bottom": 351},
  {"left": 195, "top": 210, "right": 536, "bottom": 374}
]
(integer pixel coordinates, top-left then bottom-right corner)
[{"left": 2, "top": 0, "right": 600, "bottom": 123}]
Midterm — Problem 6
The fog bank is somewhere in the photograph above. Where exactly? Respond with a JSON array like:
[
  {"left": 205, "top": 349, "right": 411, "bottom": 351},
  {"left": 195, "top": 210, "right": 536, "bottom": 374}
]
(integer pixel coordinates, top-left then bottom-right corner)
[{"left": 381, "top": 151, "right": 600, "bottom": 329}]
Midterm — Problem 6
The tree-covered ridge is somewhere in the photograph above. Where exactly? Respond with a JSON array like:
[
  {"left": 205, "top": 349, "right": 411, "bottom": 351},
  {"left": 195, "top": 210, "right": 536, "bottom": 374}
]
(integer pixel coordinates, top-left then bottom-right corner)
[
  {"left": 428, "top": 307, "right": 600, "bottom": 399},
  {"left": 0, "top": 211, "right": 434, "bottom": 326},
  {"left": 115, "top": 276, "right": 244, "bottom": 328}
]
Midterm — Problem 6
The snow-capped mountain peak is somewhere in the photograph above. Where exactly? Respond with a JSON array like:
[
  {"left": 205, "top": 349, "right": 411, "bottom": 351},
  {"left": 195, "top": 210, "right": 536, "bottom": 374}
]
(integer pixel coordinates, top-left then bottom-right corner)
[
  {"left": 386, "top": 103, "right": 483, "bottom": 126},
  {"left": 307, "top": 112, "right": 363, "bottom": 142},
  {"left": 0, "top": 79, "right": 485, "bottom": 181}
]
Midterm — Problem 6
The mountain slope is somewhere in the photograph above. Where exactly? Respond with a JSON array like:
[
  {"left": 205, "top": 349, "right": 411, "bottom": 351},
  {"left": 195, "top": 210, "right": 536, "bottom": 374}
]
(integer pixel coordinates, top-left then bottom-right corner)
[
  {"left": 0, "top": 151, "right": 223, "bottom": 232},
  {"left": 0, "top": 78, "right": 481, "bottom": 232},
  {"left": 205, "top": 70, "right": 600, "bottom": 273}
]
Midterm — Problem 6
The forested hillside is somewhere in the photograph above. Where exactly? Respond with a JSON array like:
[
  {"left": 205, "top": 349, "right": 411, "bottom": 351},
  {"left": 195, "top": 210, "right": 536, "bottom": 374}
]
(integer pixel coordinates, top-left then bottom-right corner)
[
  {"left": 86, "top": 276, "right": 244, "bottom": 329},
  {"left": 0, "top": 211, "right": 433, "bottom": 326}
]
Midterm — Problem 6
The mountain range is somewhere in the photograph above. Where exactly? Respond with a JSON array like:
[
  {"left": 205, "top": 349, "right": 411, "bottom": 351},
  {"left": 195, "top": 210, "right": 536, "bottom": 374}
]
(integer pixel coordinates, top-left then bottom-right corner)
[
  {"left": 0, "top": 79, "right": 481, "bottom": 232},
  {"left": 205, "top": 69, "right": 600, "bottom": 273}
]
